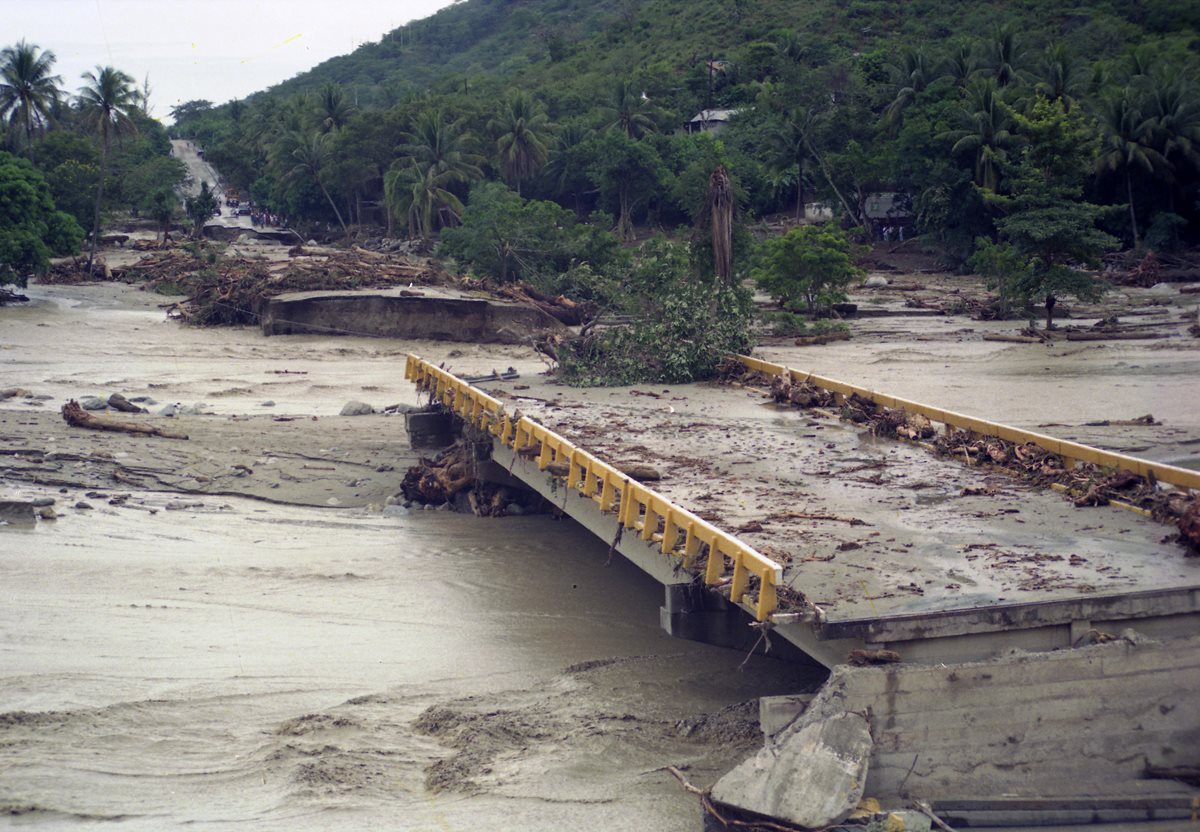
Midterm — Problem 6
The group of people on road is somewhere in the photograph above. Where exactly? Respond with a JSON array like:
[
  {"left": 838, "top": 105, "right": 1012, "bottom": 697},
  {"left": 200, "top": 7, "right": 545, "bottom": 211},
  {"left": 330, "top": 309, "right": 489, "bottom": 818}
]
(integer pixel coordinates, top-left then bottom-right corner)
[{"left": 249, "top": 210, "right": 284, "bottom": 228}]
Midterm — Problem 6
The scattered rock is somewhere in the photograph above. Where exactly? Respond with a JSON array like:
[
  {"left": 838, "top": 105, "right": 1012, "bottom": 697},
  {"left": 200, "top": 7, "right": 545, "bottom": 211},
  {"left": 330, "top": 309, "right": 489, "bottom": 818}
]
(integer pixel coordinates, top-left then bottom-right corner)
[
  {"left": 80, "top": 396, "right": 108, "bottom": 411},
  {"left": 0, "top": 387, "right": 33, "bottom": 399},
  {"left": 260, "top": 400, "right": 275, "bottom": 407},
  {"left": 340, "top": 400, "right": 375, "bottom": 416},
  {"left": 107, "top": 393, "right": 145, "bottom": 413},
  {"left": 0, "top": 501, "right": 36, "bottom": 524},
  {"left": 74, "top": 501, "right": 93, "bottom": 510},
  {"left": 36, "top": 507, "right": 57, "bottom": 520},
  {"left": 863, "top": 275, "right": 889, "bottom": 288},
  {"left": 29, "top": 497, "right": 55, "bottom": 508}
]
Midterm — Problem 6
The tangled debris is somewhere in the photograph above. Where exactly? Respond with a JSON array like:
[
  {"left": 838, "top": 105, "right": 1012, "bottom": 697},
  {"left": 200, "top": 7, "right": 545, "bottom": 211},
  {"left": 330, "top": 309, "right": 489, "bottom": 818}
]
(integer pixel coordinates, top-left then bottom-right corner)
[
  {"left": 727, "top": 360, "right": 1200, "bottom": 553},
  {"left": 399, "top": 439, "right": 546, "bottom": 517},
  {"left": 160, "top": 248, "right": 446, "bottom": 325}
]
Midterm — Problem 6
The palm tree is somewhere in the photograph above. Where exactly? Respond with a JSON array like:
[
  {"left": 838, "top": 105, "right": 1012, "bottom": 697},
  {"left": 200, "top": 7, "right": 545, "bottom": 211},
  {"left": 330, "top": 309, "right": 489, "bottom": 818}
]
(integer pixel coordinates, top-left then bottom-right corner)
[
  {"left": 397, "top": 108, "right": 483, "bottom": 183},
  {"left": 489, "top": 91, "right": 551, "bottom": 194},
  {"left": 767, "top": 108, "right": 817, "bottom": 220},
  {"left": 1096, "top": 90, "right": 1168, "bottom": 247},
  {"left": 0, "top": 40, "right": 62, "bottom": 159},
  {"left": 277, "top": 129, "right": 348, "bottom": 235},
  {"left": 942, "top": 78, "right": 1016, "bottom": 192},
  {"left": 605, "top": 79, "right": 656, "bottom": 139},
  {"left": 382, "top": 161, "right": 464, "bottom": 240},
  {"left": 941, "top": 41, "right": 978, "bottom": 92},
  {"left": 883, "top": 46, "right": 936, "bottom": 127},
  {"left": 985, "top": 25, "right": 1026, "bottom": 88},
  {"left": 542, "top": 121, "right": 593, "bottom": 210},
  {"left": 1140, "top": 73, "right": 1200, "bottom": 181},
  {"left": 314, "top": 82, "right": 356, "bottom": 133},
  {"left": 77, "top": 66, "right": 137, "bottom": 273},
  {"left": 1035, "top": 44, "right": 1083, "bottom": 111}
]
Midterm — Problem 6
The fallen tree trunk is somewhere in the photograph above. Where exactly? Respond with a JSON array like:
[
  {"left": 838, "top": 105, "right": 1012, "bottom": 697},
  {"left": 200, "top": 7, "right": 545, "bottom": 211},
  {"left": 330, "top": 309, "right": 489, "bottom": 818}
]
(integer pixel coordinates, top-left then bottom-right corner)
[{"left": 61, "top": 400, "right": 189, "bottom": 440}]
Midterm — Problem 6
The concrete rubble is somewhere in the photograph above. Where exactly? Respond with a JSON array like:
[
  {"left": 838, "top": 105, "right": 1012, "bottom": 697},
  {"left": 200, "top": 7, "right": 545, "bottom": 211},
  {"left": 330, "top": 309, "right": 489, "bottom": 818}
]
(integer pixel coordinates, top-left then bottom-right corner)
[{"left": 712, "top": 711, "right": 873, "bottom": 828}]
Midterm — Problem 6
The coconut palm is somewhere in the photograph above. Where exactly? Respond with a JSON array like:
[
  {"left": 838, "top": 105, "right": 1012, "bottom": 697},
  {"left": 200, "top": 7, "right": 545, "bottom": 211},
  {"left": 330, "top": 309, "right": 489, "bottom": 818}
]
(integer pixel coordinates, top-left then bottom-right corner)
[
  {"left": 314, "top": 82, "right": 356, "bottom": 133},
  {"left": 382, "top": 161, "right": 464, "bottom": 240},
  {"left": 941, "top": 41, "right": 978, "bottom": 92},
  {"left": 277, "top": 129, "right": 348, "bottom": 235},
  {"left": 883, "top": 46, "right": 937, "bottom": 127},
  {"left": 943, "top": 78, "right": 1016, "bottom": 192},
  {"left": 985, "top": 25, "right": 1027, "bottom": 88},
  {"left": 398, "top": 108, "right": 483, "bottom": 183},
  {"left": 1140, "top": 73, "right": 1200, "bottom": 177},
  {"left": 767, "top": 108, "right": 817, "bottom": 220},
  {"left": 0, "top": 40, "right": 62, "bottom": 158},
  {"left": 489, "top": 91, "right": 551, "bottom": 194},
  {"left": 1096, "top": 90, "right": 1168, "bottom": 247},
  {"left": 605, "top": 79, "right": 656, "bottom": 139},
  {"left": 1035, "top": 44, "right": 1083, "bottom": 111},
  {"left": 541, "top": 121, "right": 593, "bottom": 210},
  {"left": 77, "top": 66, "right": 137, "bottom": 273}
]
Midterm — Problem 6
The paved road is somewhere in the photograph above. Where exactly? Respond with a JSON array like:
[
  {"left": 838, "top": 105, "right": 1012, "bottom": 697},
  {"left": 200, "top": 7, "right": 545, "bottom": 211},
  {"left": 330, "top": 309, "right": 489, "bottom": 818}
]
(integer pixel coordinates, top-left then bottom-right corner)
[{"left": 170, "top": 138, "right": 251, "bottom": 229}]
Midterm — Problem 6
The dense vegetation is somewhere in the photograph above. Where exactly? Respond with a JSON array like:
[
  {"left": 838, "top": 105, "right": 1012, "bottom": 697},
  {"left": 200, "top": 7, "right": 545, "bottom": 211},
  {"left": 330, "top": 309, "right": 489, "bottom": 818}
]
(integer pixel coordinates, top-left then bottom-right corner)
[{"left": 0, "top": 40, "right": 184, "bottom": 279}]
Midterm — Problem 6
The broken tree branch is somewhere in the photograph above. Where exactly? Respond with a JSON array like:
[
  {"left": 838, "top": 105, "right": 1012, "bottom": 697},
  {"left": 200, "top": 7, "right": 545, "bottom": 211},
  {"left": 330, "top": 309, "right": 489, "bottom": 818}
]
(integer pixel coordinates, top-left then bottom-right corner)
[{"left": 62, "top": 400, "right": 189, "bottom": 440}]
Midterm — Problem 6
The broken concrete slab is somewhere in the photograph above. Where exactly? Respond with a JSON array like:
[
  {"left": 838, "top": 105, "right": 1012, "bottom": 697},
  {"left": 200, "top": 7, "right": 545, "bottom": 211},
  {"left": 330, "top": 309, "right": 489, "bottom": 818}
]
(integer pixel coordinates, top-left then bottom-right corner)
[
  {"left": 711, "top": 710, "right": 872, "bottom": 828},
  {"left": 758, "top": 693, "right": 815, "bottom": 738},
  {"left": 260, "top": 287, "right": 565, "bottom": 344}
]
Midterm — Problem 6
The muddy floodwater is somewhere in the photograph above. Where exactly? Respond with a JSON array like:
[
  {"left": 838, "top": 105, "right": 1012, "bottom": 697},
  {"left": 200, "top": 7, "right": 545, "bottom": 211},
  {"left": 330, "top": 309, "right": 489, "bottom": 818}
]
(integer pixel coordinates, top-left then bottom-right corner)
[
  {"left": 3, "top": 278, "right": 1197, "bottom": 829},
  {"left": 0, "top": 284, "right": 817, "bottom": 830}
]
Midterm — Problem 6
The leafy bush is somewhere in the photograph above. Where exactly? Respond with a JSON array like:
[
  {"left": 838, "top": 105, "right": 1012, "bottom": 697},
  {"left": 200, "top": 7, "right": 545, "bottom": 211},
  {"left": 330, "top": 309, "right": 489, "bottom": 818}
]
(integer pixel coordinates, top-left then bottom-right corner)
[
  {"left": 558, "top": 238, "right": 753, "bottom": 385},
  {"left": 752, "top": 224, "right": 862, "bottom": 314},
  {"left": 440, "top": 182, "right": 626, "bottom": 286},
  {"left": 0, "top": 151, "right": 83, "bottom": 285}
]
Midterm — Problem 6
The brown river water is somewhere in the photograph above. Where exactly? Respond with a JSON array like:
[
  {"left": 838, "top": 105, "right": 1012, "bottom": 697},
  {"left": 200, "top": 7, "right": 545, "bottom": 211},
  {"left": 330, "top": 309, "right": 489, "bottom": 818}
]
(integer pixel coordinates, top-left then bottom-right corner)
[{"left": 0, "top": 284, "right": 818, "bottom": 830}]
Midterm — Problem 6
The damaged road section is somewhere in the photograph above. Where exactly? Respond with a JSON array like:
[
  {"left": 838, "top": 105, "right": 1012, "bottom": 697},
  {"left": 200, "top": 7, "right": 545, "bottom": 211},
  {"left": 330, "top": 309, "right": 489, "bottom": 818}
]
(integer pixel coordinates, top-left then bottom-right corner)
[{"left": 710, "top": 631, "right": 1200, "bottom": 829}]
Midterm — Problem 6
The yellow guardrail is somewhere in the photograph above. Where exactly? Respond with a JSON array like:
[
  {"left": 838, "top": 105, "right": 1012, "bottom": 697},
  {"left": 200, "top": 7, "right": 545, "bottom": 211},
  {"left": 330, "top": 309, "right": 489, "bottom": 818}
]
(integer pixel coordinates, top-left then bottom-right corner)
[
  {"left": 405, "top": 354, "right": 788, "bottom": 622},
  {"left": 736, "top": 354, "right": 1200, "bottom": 493}
]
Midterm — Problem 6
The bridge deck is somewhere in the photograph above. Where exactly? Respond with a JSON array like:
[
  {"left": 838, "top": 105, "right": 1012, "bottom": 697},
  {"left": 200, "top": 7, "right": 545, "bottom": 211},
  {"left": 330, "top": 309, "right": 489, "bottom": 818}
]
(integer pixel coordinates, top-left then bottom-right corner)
[{"left": 472, "top": 371, "right": 1199, "bottom": 658}]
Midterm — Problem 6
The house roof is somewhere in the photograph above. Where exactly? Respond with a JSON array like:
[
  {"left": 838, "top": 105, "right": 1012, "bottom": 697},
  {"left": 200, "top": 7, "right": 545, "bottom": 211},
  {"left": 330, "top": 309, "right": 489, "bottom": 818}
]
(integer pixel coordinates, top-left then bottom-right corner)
[{"left": 688, "top": 108, "right": 741, "bottom": 124}]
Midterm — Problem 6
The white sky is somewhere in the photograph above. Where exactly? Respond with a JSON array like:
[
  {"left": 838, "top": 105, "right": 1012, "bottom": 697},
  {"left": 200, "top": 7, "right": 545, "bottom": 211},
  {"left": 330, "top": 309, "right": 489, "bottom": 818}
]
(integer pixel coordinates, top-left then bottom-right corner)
[{"left": 3, "top": 0, "right": 459, "bottom": 121}]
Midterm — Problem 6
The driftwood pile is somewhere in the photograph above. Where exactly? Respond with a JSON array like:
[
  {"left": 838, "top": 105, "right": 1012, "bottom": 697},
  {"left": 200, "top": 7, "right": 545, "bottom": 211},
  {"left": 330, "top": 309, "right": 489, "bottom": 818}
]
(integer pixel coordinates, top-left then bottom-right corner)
[
  {"left": 728, "top": 362, "right": 1200, "bottom": 553},
  {"left": 159, "top": 249, "right": 447, "bottom": 326},
  {"left": 1105, "top": 249, "right": 1200, "bottom": 286},
  {"left": 492, "top": 282, "right": 592, "bottom": 326},
  {"left": 399, "top": 440, "right": 544, "bottom": 517}
]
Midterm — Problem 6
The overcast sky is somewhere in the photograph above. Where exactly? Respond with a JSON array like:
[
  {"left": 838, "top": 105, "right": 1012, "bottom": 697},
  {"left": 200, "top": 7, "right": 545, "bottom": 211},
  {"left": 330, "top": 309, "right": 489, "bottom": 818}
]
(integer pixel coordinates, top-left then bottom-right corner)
[{"left": 4, "top": 0, "right": 459, "bottom": 121}]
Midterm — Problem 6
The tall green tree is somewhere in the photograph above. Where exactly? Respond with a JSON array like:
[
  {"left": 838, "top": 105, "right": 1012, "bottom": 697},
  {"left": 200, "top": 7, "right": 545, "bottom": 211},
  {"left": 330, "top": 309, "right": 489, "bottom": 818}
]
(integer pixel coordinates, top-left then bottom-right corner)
[
  {"left": 992, "top": 97, "right": 1117, "bottom": 328},
  {"left": 767, "top": 108, "right": 816, "bottom": 219},
  {"left": 752, "top": 223, "right": 862, "bottom": 314},
  {"left": 883, "top": 47, "right": 936, "bottom": 128},
  {"left": 944, "top": 78, "right": 1015, "bottom": 192},
  {"left": 77, "top": 66, "right": 137, "bottom": 273},
  {"left": 277, "top": 130, "right": 348, "bottom": 235},
  {"left": 0, "top": 151, "right": 83, "bottom": 285},
  {"left": 489, "top": 90, "right": 550, "bottom": 195},
  {"left": 383, "top": 161, "right": 465, "bottom": 240},
  {"left": 585, "top": 131, "right": 668, "bottom": 241},
  {"left": 398, "top": 108, "right": 483, "bottom": 183},
  {"left": 605, "top": 79, "right": 656, "bottom": 139},
  {"left": 1095, "top": 89, "right": 1166, "bottom": 247},
  {"left": 314, "top": 82, "right": 357, "bottom": 133},
  {"left": 0, "top": 40, "right": 61, "bottom": 160}
]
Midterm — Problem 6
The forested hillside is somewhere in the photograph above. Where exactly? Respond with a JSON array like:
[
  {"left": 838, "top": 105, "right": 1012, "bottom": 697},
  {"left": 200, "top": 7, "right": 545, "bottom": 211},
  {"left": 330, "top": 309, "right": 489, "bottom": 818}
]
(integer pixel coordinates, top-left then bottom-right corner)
[{"left": 172, "top": 0, "right": 1199, "bottom": 254}]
